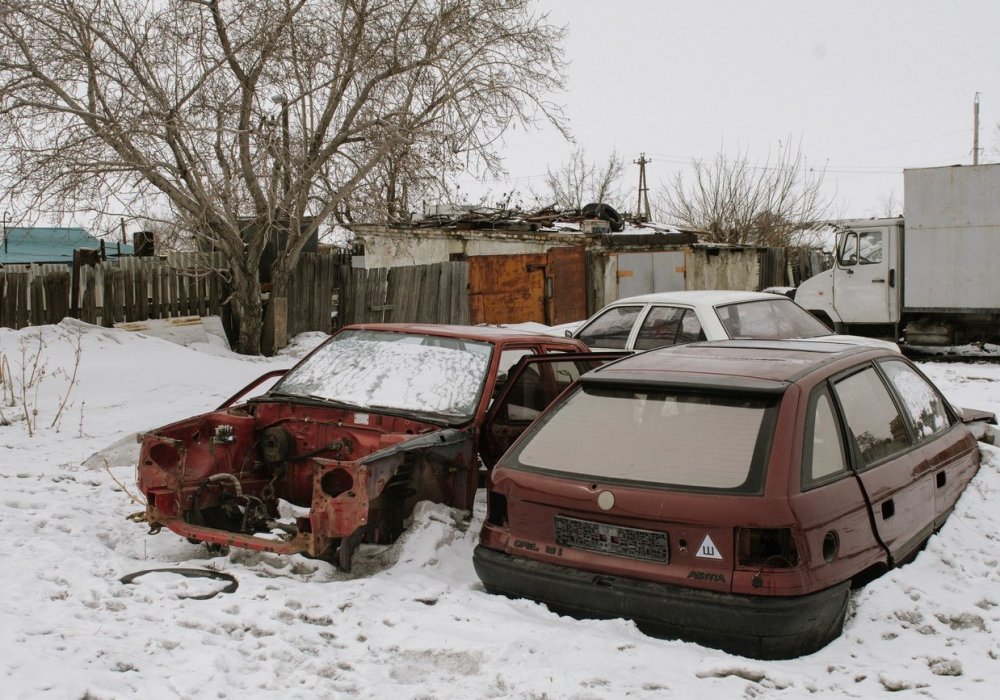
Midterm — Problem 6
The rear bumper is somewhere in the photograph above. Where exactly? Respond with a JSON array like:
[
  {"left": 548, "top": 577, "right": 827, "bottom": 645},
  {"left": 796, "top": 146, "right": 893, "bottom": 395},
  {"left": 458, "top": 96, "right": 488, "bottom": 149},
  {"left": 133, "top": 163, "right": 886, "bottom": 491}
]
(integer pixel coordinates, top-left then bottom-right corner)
[{"left": 473, "top": 545, "right": 849, "bottom": 659}]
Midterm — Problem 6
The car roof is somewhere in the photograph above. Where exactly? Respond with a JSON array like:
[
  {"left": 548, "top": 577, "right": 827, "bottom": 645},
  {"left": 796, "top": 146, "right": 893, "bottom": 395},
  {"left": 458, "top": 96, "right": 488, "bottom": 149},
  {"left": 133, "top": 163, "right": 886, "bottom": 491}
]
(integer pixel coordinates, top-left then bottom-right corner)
[
  {"left": 584, "top": 339, "right": 890, "bottom": 393},
  {"left": 340, "top": 323, "right": 582, "bottom": 345},
  {"left": 605, "top": 290, "right": 783, "bottom": 306}
]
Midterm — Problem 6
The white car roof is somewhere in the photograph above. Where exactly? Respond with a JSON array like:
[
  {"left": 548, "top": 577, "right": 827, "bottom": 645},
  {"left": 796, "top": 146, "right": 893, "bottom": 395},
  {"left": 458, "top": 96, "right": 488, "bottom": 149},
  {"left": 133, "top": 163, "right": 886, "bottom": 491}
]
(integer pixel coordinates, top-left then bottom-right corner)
[{"left": 607, "top": 290, "right": 782, "bottom": 306}]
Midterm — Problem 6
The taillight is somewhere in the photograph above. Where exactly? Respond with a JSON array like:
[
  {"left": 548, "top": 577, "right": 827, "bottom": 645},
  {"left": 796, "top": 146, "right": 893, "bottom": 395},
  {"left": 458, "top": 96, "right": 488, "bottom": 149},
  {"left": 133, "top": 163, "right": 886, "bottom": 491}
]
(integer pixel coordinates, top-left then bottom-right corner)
[
  {"left": 736, "top": 528, "right": 799, "bottom": 568},
  {"left": 487, "top": 491, "right": 508, "bottom": 527}
]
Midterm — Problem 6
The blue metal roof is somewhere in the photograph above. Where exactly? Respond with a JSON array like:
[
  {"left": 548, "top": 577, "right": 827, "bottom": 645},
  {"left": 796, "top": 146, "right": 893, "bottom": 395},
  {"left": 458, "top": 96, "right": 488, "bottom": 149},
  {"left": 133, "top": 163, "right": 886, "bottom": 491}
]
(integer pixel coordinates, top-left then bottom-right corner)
[{"left": 0, "top": 227, "right": 135, "bottom": 264}]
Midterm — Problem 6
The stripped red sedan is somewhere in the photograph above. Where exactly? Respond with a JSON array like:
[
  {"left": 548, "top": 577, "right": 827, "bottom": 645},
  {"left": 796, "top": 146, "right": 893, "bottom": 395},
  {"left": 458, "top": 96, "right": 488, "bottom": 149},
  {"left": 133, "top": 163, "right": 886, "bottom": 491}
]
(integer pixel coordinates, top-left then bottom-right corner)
[{"left": 136, "top": 324, "right": 596, "bottom": 568}]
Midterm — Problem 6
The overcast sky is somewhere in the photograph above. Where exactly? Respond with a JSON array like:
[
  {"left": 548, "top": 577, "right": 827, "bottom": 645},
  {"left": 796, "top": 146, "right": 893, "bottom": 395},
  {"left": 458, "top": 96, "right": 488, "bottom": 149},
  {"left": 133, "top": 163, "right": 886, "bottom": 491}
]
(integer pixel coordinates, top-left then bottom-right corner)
[{"left": 461, "top": 0, "right": 1000, "bottom": 219}]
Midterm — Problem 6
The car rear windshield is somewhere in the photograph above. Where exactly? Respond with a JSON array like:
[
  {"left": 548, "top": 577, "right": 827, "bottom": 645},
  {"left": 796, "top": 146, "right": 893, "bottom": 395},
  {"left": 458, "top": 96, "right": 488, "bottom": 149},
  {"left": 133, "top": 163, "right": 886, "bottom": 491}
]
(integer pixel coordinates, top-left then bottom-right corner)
[
  {"left": 273, "top": 330, "right": 492, "bottom": 421},
  {"left": 512, "top": 385, "right": 776, "bottom": 493},
  {"left": 716, "top": 298, "right": 832, "bottom": 340}
]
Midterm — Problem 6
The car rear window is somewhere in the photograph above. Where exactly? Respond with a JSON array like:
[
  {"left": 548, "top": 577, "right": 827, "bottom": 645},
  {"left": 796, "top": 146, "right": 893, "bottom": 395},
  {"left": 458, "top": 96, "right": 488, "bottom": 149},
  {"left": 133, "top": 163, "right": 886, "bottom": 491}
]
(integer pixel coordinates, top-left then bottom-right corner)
[
  {"left": 511, "top": 386, "right": 776, "bottom": 493},
  {"left": 715, "top": 298, "right": 832, "bottom": 340}
]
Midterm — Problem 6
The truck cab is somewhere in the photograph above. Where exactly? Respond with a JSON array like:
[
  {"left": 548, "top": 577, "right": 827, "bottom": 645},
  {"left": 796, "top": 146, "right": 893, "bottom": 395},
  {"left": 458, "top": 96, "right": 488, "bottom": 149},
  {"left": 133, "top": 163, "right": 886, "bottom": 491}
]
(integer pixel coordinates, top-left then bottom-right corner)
[{"left": 796, "top": 218, "right": 902, "bottom": 338}]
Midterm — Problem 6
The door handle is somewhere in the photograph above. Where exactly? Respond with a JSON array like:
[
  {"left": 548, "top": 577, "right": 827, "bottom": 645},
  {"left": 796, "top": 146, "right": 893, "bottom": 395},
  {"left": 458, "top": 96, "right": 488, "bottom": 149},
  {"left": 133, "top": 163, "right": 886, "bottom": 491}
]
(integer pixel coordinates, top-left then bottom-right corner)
[
  {"left": 871, "top": 278, "right": 885, "bottom": 283},
  {"left": 881, "top": 499, "right": 895, "bottom": 519}
]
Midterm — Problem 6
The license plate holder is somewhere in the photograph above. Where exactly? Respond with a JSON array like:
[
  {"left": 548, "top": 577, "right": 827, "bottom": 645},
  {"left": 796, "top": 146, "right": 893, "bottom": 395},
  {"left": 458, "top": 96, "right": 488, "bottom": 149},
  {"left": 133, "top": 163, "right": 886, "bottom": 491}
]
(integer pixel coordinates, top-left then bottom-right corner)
[{"left": 554, "top": 515, "right": 668, "bottom": 562}]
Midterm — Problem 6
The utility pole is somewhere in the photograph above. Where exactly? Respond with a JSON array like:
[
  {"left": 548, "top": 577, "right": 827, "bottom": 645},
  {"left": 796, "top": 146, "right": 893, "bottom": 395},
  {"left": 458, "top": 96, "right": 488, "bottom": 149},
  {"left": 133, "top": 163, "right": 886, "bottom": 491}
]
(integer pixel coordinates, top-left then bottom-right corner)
[
  {"left": 634, "top": 153, "right": 651, "bottom": 222},
  {"left": 974, "top": 92, "right": 981, "bottom": 166}
]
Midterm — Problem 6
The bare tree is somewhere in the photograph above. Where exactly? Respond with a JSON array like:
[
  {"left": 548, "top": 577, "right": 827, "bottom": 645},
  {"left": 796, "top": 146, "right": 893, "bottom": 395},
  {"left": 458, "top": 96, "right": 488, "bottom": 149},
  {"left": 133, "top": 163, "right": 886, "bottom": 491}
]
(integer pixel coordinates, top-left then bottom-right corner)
[
  {"left": 0, "top": 0, "right": 567, "bottom": 353},
  {"left": 871, "top": 191, "right": 902, "bottom": 218},
  {"left": 659, "top": 140, "right": 833, "bottom": 246},
  {"left": 542, "top": 149, "right": 626, "bottom": 211}
]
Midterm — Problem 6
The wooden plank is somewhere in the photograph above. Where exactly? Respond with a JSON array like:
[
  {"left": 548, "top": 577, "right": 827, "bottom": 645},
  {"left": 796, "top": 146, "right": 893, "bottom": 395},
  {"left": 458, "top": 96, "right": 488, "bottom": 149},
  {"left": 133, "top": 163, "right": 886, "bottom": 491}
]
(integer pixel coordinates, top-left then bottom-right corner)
[
  {"left": 0, "top": 274, "right": 7, "bottom": 329},
  {"left": 100, "top": 267, "right": 113, "bottom": 326},
  {"left": 168, "top": 266, "right": 178, "bottom": 318},
  {"left": 416, "top": 264, "right": 439, "bottom": 324},
  {"left": 372, "top": 269, "right": 390, "bottom": 323},
  {"left": 14, "top": 274, "right": 28, "bottom": 329},
  {"left": 177, "top": 271, "right": 189, "bottom": 317},
  {"left": 122, "top": 268, "right": 136, "bottom": 322},
  {"left": 197, "top": 270, "right": 208, "bottom": 317},
  {"left": 347, "top": 268, "right": 366, "bottom": 326},
  {"left": 300, "top": 253, "right": 316, "bottom": 331},
  {"left": 111, "top": 268, "right": 125, "bottom": 324},
  {"left": 149, "top": 266, "right": 161, "bottom": 320},
  {"left": 287, "top": 259, "right": 303, "bottom": 336},
  {"left": 208, "top": 269, "right": 220, "bottom": 317},
  {"left": 453, "top": 262, "right": 467, "bottom": 323},
  {"left": 81, "top": 267, "right": 97, "bottom": 325},
  {"left": 315, "top": 252, "right": 334, "bottom": 332},
  {"left": 30, "top": 276, "right": 45, "bottom": 326},
  {"left": 45, "top": 272, "right": 71, "bottom": 323},
  {"left": 386, "top": 266, "right": 410, "bottom": 323},
  {"left": 333, "top": 263, "right": 350, "bottom": 330},
  {"left": 437, "top": 262, "right": 454, "bottom": 324},
  {"left": 161, "top": 262, "right": 172, "bottom": 318},
  {"left": 136, "top": 268, "right": 149, "bottom": 321}
]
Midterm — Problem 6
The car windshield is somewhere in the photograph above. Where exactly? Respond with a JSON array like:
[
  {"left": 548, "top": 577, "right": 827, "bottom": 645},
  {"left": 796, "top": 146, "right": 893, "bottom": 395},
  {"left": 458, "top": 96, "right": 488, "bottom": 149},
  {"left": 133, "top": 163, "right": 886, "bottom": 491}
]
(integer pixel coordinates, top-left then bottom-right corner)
[
  {"left": 273, "top": 330, "right": 493, "bottom": 421},
  {"left": 512, "top": 386, "right": 775, "bottom": 493},
  {"left": 715, "top": 298, "right": 832, "bottom": 340}
]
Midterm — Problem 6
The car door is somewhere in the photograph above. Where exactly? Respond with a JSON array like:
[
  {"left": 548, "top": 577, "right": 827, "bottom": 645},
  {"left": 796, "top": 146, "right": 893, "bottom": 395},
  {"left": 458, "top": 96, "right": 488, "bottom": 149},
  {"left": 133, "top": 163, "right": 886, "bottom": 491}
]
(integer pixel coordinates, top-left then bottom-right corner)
[
  {"left": 832, "top": 227, "right": 897, "bottom": 324},
  {"left": 876, "top": 359, "right": 979, "bottom": 528},
  {"left": 830, "top": 364, "right": 934, "bottom": 564},
  {"left": 480, "top": 353, "right": 628, "bottom": 468}
]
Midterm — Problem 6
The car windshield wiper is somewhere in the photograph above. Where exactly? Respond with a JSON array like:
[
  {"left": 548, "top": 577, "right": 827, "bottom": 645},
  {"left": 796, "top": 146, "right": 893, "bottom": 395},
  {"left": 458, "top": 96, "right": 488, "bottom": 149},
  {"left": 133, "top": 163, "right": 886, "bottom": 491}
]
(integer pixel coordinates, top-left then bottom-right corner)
[
  {"left": 259, "top": 391, "right": 367, "bottom": 410},
  {"left": 366, "top": 403, "right": 470, "bottom": 424}
]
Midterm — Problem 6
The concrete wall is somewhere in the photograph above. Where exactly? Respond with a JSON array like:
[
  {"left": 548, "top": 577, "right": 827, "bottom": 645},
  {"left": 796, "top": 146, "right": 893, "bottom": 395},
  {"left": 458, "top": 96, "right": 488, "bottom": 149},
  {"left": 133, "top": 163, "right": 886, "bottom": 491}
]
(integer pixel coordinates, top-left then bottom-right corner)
[{"left": 354, "top": 225, "right": 572, "bottom": 269}]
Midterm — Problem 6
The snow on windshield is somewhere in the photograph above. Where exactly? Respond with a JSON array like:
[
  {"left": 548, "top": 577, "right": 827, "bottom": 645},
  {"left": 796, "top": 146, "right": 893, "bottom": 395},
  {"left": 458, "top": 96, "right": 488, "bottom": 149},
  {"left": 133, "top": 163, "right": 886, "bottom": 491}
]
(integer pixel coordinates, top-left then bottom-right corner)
[{"left": 275, "top": 330, "right": 492, "bottom": 419}]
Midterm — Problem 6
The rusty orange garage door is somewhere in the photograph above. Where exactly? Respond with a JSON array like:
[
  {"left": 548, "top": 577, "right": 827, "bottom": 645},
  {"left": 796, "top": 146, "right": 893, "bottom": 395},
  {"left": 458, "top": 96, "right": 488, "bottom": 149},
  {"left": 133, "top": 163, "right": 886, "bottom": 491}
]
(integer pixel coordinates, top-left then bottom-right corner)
[{"left": 468, "top": 246, "right": 586, "bottom": 326}]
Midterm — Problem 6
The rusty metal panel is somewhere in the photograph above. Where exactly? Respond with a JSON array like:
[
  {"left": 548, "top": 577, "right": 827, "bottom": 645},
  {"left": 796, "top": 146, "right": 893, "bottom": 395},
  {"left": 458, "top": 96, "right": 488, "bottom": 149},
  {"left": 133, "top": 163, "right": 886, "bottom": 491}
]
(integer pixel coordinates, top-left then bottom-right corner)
[
  {"left": 468, "top": 253, "right": 546, "bottom": 324},
  {"left": 547, "top": 245, "right": 587, "bottom": 325}
]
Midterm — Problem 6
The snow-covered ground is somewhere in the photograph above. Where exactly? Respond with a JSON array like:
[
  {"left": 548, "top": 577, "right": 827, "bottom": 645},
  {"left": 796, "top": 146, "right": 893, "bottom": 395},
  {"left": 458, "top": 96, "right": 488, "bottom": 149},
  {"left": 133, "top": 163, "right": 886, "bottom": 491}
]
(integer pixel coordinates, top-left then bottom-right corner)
[{"left": 2, "top": 320, "right": 1000, "bottom": 699}]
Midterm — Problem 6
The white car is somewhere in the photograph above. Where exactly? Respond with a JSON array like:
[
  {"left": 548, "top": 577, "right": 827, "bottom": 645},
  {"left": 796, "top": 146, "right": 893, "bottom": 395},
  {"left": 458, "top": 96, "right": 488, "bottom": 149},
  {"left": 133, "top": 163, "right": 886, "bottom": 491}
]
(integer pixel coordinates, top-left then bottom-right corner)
[{"left": 573, "top": 290, "right": 900, "bottom": 352}]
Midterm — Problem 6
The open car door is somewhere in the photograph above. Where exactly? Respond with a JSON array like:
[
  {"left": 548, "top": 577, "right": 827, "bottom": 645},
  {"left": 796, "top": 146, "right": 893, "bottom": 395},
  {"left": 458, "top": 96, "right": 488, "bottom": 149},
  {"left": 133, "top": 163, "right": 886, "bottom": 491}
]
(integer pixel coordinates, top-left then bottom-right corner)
[{"left": 481, "top": 352, "right": 628, "bottom": 468}]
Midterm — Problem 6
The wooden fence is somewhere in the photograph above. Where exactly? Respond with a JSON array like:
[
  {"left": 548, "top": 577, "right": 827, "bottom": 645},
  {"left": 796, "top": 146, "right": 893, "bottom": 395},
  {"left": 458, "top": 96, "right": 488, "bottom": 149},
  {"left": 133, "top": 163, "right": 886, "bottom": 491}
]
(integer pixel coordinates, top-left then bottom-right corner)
[
  {"left": 0, "top": 253, "right": 227, "bottom": 330},
  {"left": 340, "top": 261, "right": 469, "bottom": 326},
  {"left": 0, "top": 251, "right": 469, "bottom": 340},
  {"left": 287, "top": 251, "right": 352, "bottom": 336}
]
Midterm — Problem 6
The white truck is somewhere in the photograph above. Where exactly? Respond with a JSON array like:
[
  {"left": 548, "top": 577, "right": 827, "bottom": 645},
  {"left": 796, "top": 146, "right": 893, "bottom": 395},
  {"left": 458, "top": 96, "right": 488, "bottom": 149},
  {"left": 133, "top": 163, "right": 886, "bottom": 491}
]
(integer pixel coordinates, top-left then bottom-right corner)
[{"left": 796, "top": 163, "right": 1000, "bottom": 346}]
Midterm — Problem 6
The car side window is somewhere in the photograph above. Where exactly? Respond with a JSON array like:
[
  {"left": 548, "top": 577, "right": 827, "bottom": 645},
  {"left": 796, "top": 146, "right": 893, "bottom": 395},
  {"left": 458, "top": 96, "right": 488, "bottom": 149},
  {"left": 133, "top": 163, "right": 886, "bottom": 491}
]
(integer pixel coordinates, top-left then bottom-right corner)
[
  {"left": 802, "top": 386, "right": 848, "bottom": 489},
  {"left": 858, "top": 231, "right": 883, "bottom": 265},
  {"left": 838, "top": 232, "right": 858, "bottom": 267},
  {"left": 676, "top": 310, "right": 706, "bottom": 344},
  {"left": 879, "top": 360, "right": 952, "bottom": 440},
  {"left": 634, "top": 306, "right": 685, "bottom": 350},
  {"left": 832, "top": 366, "right": 911, "bottom": 466},
  {"left": 576, "top": 306, "right": 643, "bottom": 349},
  {"left": 499, "top": 364, "right": 545, "bottom": 422},
  {"left": 499, "top": 348, "right": 536, "bottom": 376}
]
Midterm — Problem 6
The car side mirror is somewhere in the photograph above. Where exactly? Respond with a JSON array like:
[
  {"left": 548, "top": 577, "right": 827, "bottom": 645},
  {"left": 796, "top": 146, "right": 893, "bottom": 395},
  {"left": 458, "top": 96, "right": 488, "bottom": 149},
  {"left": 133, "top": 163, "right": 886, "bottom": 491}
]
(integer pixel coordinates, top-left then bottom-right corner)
[{"left": 564, "top": 329, "right": 572, "bottom": 338}]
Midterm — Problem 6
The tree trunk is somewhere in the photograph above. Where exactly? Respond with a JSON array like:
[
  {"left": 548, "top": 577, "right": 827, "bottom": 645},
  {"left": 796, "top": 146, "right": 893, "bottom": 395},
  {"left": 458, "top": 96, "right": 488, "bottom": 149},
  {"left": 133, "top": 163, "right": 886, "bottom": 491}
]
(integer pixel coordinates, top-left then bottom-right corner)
[{"left": 230, "top": 263, "right": 264, "bottom": 355}]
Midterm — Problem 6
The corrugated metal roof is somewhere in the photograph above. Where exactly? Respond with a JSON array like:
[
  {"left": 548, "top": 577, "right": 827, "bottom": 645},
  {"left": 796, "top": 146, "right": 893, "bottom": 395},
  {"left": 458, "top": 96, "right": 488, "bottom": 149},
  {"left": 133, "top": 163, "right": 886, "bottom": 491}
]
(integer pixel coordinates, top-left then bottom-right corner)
[{"left": 0, "top": 227, "right": 134, "bottom": 264}]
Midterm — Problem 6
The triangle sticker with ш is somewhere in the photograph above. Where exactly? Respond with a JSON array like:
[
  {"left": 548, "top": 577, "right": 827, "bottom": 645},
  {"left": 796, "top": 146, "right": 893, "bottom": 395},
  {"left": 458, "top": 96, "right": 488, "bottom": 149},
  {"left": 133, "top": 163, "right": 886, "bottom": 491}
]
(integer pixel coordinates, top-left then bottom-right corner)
[{"left": 696, "top": 534, "right": 723, "bottom": 560}]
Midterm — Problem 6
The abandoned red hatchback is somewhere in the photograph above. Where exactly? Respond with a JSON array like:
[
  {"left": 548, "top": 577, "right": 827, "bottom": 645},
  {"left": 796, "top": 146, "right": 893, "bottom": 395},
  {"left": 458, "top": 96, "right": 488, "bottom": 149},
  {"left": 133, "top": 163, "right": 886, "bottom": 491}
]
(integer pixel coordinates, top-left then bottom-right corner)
[
  {"left": 136, "top": 324, "right": 589, "bottom": 568},
  {"left": 475, "top": 340, "right": 990, "bottom": 658}
]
